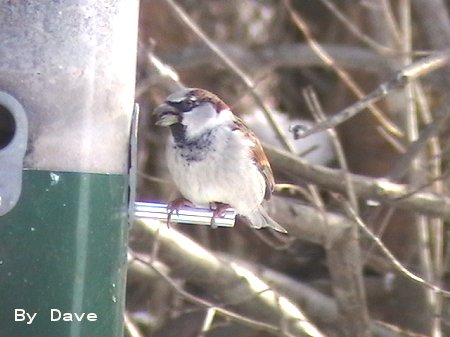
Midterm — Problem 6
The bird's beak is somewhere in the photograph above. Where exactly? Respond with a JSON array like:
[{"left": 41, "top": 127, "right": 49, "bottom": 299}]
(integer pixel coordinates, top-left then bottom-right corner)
[{"left": 153, "top": 103, "right": 180, "bottom": 126}]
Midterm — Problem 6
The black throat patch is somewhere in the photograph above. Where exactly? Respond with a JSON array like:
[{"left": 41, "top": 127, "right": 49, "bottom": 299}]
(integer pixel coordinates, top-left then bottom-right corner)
[
  {"left": 170, "top": 123, "right": 187, "bottom": 144},
  {"left": 170, "top": 125, "right": 215, "bottom": 162}
]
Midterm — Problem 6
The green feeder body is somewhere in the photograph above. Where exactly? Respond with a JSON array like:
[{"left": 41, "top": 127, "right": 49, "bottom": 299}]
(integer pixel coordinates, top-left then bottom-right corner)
[{"left": 0, "top": 2, "right": 139, "bottom": 337}]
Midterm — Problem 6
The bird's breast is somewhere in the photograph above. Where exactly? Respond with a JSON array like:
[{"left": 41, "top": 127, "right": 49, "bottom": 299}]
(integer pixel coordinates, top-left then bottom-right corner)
[{"left": 166, "top": 127, "right": 266, "bottom": 212}]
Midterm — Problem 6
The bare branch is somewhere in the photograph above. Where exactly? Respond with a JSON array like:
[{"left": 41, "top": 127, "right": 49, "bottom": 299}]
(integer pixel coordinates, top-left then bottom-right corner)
[
  {"left": 131, "top": 216, "right": 407, "bottom": 337},
  {"left": 130, "top": 219, "right": 326, "bottom": 337},
  {"left": 226, "top": 257, "right": 403, "bottom": 337},
  {"left": 161, "top": 43, "right": 392, "bottom": 74},
  {"left": 291, "top": 48, "right": 450, "bottom": 139},
  {"left": 264, "top": 144, "right": 450, "bottom": 220}
]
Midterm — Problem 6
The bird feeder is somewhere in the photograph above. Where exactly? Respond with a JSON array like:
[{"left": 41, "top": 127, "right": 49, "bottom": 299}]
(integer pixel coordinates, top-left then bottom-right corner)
[{"left": 0, "top": 2, "right": 139, "bottom": 336}]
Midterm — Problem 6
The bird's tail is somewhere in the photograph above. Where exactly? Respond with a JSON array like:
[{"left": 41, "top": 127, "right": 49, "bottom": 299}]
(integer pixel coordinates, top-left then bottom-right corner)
[{"left": 244, "top": 206, "right": 287, "bottom": 233}]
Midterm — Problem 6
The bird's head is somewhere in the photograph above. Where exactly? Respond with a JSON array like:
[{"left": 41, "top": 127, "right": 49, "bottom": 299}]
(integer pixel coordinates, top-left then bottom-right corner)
[{"left": 153, "top": 88, "right": 232, "bottom": 140}]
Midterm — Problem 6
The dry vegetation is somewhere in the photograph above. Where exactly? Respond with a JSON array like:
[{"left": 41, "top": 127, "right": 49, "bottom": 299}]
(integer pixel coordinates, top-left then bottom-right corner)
[{"left": 127, "top": 1, "right": 450, "bottom": 337}]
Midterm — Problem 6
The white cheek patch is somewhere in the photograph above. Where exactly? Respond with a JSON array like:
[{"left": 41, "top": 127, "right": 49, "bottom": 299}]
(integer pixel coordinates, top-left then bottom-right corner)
[{"left": 183, "top": 104, "right": 221, "bottom": 139}]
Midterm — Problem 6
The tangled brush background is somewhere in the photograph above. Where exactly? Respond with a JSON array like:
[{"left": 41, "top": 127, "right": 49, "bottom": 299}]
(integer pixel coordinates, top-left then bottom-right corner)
[{"left": 128, "top": 1, "right": 450, "bottom": 337}]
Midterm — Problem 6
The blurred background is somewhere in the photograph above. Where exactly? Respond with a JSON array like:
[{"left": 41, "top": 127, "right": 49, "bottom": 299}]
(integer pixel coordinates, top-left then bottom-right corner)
[{"left": 128, "top": 1, "right": 450, "bottom": 336}]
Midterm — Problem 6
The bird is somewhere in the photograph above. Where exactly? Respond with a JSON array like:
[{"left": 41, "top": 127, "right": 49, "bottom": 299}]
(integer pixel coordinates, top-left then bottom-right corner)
[{"left": 153, "top": 88, "right": 287, "bottom": 233}]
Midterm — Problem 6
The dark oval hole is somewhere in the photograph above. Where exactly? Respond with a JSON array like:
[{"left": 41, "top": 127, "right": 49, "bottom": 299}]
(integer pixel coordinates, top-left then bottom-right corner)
[{"left": 0, "top": 104, "right": 16, "bottom": 150}]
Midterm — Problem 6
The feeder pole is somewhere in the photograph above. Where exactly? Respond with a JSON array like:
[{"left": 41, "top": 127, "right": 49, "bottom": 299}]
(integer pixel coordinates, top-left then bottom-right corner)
[{"left": 0, "top": 2, "right": 139, "bottom": 336}]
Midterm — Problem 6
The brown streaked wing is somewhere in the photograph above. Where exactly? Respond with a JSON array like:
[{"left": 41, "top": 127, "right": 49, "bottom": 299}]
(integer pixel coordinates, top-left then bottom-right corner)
[{"left": 232, "top": 116, "right": 275, "bottom": 200}]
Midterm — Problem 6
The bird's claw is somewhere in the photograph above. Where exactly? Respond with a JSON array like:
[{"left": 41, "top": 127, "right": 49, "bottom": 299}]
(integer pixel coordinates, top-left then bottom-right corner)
[
  {"left": 167, "top": 198, "right": 194, "bottom": 227},
  {"left": 209, "top": 202, "right": 231, "bottom": 229}
]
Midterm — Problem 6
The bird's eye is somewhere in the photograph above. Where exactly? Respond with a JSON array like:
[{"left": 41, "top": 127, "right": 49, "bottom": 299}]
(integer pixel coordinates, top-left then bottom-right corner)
[{"left": 182, "top": 98, "right": 196, "bottom": 111}]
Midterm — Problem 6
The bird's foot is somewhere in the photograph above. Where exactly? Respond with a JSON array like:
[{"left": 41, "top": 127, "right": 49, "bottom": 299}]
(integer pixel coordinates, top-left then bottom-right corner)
[
  {"left": 166, "top": 198, "right": 194, "bottom": 226},
  {"left": 209, "top": 202, "right": 231, "bottom": 228}
]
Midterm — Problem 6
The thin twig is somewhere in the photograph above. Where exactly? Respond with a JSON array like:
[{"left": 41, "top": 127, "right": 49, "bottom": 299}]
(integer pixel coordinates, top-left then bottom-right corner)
[
  {"left": 374, "top": 320, "right": 429, "bottom": 337},
  {"left": 386, "top": 104, "right": 450, "bottom": 180},
  {"left": 389, "top": 170, "right": 450, "bottom": 201},
  {"left": 377, "top": 126, "right": 406, "bottom": 153},
  {"left": 318, "top": 0, "right": 393, "bottom": 54},
  {"left": 283, "top": 0, "right": 403, "bottom": 137},
  {"left": 290, "top": 48, "right": 450, "bottom": 139},
  {"left": 303, "top": 87, "right": 359, "bottom": 213},
  {"left": 335, "top": 194, "right": 450, "bottom": 298},
  {"left": 124, "top": 311, "right": 145, "bottom": 337},
  {"left": 198, "top": 308, "right": 217, "bottom": 337},
  {"left": 137, "top": 171, "right": 173, "bottom": 185},
  {"left": 148, "top": 52, "right": 185, "bottom": 89},
  {"left": 378, "top": 0, "right": 402, "bottom": 45},
  {"left": 362, "top": 207, "right": 396, "bottom": 263}
]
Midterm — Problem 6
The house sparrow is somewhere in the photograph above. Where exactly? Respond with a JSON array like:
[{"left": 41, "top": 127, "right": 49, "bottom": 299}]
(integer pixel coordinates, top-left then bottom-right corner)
[{"left": 153, "top": 88, "right": 287, "bottom": 233}]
